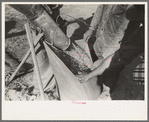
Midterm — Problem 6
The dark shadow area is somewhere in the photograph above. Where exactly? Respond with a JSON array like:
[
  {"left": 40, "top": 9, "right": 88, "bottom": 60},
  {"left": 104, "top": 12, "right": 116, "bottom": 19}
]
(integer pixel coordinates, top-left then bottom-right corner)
[
  {"left": 5, "top": 30, "right": 26, "bottom": 39},
  {"left": 5, "top": 20, "right": 16, "bottom": 33},
  {"left": 5, "top": 21, "right": 26, "bottom": 39}
]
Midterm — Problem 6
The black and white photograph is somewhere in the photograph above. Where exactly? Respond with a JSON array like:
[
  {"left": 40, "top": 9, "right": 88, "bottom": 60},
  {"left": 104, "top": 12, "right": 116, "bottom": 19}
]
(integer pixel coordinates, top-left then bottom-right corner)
[{"left": 2, "top": 2, "right": 148, "bottom": 120}]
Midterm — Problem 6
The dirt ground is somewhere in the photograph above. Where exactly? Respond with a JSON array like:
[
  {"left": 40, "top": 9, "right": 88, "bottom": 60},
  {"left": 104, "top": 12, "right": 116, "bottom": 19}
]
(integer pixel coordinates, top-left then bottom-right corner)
[{"left": 4, "top": 4, "right": 144, "bottom": 101}]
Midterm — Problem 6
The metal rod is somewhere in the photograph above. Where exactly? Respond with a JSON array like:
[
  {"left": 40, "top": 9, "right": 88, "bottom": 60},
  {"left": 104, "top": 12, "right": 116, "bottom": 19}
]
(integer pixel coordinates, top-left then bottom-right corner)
[{"left": 25, "top": 22, "right": 45, "bottom": 100}]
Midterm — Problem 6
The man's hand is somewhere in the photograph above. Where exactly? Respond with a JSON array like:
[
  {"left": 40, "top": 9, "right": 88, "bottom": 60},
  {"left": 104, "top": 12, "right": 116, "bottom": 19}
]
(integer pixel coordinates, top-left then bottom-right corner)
[
  {"left": 76, "top": 72, "right": 90, "bottom": 83},
  {"left": 83, "top": 29, "right": 94, "bottom": 43}
]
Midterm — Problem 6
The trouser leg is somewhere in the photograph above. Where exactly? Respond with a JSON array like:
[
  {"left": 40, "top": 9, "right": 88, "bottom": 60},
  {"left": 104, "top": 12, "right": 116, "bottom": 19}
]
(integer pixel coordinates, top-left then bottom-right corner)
[
  {"left": 100, "top": 50, "right": 127, "bottom": 93},
  {"left": 102, "top": 66, "right": 124, "bottom": 93}
]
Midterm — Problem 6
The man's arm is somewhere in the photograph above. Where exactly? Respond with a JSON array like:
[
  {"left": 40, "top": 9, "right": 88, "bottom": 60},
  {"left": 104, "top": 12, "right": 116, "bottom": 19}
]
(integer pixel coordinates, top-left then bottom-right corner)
[
  {"left": 89, "top": 5, "right": 104, "bottom": 30},
  {"left": 83, "top": 5, "right": 104, "bottom": 42},
  {"left": 88, "top": 54, "right": 114, "bottom": 79},
  {"left": 77, "top": 53, "right": 114, "bottom": 83}
]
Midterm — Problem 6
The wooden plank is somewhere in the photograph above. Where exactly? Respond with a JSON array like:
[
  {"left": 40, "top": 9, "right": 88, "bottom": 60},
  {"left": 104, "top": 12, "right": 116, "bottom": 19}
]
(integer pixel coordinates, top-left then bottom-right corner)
[{"left": 25, "top": 23, "right": 45, "bottom": 101}]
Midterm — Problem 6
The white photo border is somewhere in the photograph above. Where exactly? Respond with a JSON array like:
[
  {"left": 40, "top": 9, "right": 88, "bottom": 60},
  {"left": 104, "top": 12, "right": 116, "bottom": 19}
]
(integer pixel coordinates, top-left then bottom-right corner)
[{"left": 1, "top": 2, "right": 148, "bottom": 120}]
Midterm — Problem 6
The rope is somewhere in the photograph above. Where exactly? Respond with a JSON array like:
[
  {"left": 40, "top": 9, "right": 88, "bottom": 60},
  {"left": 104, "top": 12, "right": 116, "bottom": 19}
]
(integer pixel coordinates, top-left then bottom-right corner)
[{"left": 56, "top": 13, "right": 90, "bottom": 27}]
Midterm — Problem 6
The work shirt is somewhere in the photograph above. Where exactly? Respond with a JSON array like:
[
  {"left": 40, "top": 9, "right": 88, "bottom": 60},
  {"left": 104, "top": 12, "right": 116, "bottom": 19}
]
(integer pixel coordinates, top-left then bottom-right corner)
[{"left": 90, "top": 5, "right": 129, "bottom": 59}]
